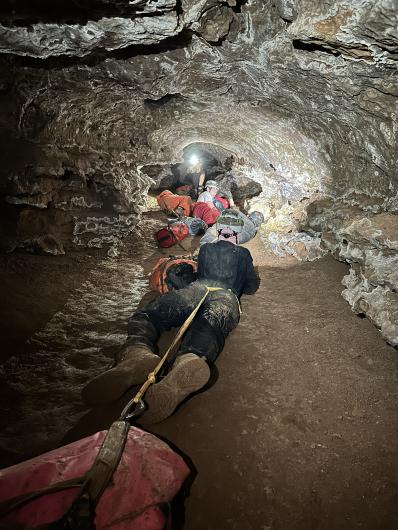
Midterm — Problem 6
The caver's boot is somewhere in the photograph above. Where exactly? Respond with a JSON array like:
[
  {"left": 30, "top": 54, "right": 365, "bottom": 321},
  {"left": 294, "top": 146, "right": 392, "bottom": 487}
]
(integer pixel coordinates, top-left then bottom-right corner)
[
  {"left": 82, "top": 346, "right": 159, "bottom": 406},
  {"left": 139, "top": 353, "right": 211, "bottom": 425}
]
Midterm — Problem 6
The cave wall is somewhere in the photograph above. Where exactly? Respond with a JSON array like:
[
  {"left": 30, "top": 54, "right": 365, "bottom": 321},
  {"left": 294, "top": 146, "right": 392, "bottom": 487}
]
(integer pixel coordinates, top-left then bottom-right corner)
[{"left": 0, "top": 0, "right": 397, "bottom": 340}]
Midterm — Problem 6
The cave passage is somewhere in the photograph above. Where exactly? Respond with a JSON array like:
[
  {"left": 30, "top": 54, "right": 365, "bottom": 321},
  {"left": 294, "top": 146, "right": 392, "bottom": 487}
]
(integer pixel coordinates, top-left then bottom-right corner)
[
  {"left": 1, "top": 201, "right": 397, "bottom": 530},
  {"left": 0, "top": 0, "right": 398, "bottom": 529}
]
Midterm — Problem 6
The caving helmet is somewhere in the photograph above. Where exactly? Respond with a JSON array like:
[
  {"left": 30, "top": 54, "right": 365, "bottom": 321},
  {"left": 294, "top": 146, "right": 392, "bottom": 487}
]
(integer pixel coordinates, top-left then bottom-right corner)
[
  {"left": 216, "top": 209, "right": 244, "bottom": 235},
  {"left": 205, "top": 180, "right": 219, "bottom": 190},
  {"left": 248, "top": 211, "right": 265, "bottom": 228}
]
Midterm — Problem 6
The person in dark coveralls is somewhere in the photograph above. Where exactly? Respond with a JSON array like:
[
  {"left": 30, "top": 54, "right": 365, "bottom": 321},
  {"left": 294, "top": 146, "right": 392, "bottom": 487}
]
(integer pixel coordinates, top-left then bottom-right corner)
[{"left": 82, "top": 210, "right": 259, "bottom": 423}]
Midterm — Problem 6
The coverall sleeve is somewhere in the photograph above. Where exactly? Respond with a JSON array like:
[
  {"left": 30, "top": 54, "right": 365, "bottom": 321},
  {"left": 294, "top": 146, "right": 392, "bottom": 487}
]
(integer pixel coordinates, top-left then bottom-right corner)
[
  {"left": 199, "top": 226, "right": 218, "bottom": 246},
  {"left": 242, "top": 253, "right": 260, "bottom": 295}
]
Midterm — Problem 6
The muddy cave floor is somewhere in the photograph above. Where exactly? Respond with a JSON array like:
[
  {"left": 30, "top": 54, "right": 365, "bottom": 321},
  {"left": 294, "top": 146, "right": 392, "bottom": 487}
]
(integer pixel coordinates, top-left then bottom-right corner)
[{"left": 0, "top": 211, "right": 397, "bottom": 530}]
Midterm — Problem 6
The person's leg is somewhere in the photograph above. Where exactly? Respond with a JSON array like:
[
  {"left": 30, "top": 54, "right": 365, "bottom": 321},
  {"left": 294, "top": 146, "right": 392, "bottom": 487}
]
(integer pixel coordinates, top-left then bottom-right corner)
[
  {"left": 140, "top": 289, "right": 240, "bottom": 424},
  {"left": 82, "top": 285, "right": 205, "bottom": 406},
  {"left": 139, "top": 352, "right": 210, "bottom": 424},
  {"left": 178, "top": 289, "right": 241, "bottom": 363}
]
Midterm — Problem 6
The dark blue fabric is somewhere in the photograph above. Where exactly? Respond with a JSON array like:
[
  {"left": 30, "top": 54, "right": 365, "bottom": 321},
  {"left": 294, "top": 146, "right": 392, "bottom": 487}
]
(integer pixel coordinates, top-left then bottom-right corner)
[{"left": 197, "top": 240, "right": 259, "bottom": 297}]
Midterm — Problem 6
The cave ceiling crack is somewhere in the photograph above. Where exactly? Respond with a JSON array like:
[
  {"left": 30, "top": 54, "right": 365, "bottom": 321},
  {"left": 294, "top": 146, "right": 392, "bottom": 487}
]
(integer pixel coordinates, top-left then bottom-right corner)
[
  {"left": 355, "top": 84, "right": 398, "bottom": 98},
  {"left": 230, "top": 0, "right": 249, "bottom": 13},
  {"left": 290, "top": 37, "right": 392, "bottom": 65},
  {"left": 176, "top": 0, "right": 183, "bottom": 25},
  {"left": 1, "top": 2, "right": 177, "bottom": 26},
  {"left": 350, "top": 96, "right": 395, "bottom": 121}
]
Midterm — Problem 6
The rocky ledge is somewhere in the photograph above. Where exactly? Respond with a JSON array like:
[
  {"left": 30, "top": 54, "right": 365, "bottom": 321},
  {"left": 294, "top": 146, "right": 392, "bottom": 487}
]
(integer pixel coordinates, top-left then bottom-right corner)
[{"left": 304, "top": 198, "right": 398, "bottom": 347}]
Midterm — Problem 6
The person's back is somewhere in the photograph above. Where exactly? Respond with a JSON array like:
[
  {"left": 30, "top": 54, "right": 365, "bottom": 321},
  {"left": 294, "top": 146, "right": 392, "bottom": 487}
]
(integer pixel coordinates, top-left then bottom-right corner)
[{"left": 197, "top": 239, "right": 259, "bottom": 297}]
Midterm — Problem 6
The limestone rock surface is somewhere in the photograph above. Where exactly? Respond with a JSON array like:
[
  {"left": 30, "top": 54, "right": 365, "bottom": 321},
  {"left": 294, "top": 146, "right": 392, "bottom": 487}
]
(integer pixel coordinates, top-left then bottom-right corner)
[
  {"left": 304, "top": 200, "right": 398, "bottom": 346},
  {"left": 0, "top": 15, "right": 180, "bottom": 58},
  {"left": 0, "top": 0, "right": 397, "bottom": 344}
]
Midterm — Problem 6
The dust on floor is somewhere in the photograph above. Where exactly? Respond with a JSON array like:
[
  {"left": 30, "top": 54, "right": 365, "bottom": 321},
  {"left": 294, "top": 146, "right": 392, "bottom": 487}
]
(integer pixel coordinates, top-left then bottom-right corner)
[{"left": 0, "top": 219, "right": 397, "bottom": 530}]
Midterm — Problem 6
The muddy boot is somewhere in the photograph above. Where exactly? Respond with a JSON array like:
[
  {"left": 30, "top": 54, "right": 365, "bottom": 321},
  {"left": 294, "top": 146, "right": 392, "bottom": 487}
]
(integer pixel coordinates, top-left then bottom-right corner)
[
  {"left": 82, "top": 346, "right": 159, "bottom": 406},
  {"left": 139, "top": 353, "right": 210, "bottom": 425}
]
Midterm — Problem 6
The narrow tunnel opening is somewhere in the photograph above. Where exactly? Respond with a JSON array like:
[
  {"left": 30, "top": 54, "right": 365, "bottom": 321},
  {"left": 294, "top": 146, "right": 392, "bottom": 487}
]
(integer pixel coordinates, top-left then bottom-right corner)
[
  {"left": 143, "top": 141, "right": 264, "bottom": 213},
  {"left": 292, "top": 39, "right": 342, "bottom": 57}
]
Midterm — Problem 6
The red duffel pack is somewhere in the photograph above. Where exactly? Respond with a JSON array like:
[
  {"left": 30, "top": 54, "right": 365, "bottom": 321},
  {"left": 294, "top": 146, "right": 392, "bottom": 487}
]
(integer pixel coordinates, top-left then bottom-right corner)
[
  {"left": 0, "top": 421, "right": 189, "bottom": 530},
  {"left": 155, "top": 223, "right": 189, "bottom": 248},
  {"left": 192, "top": 202, "right": 220, "bottom": 226},
  {"left": 149, "top": 257, "right": 197, "bottom": 294},
  {"left": 156, "top": 190, "right": 192, "bottom": 217}
]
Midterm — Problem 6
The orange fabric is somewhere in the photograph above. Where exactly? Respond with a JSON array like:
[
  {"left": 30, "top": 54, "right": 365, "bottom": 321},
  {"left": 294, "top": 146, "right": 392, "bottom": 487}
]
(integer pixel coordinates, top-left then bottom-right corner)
[
  {"left": 149, "top": 257, "right": 198, "bottom": 294},
  {"left": 156, "top": 190, "right": 192, "bottom": 216}
]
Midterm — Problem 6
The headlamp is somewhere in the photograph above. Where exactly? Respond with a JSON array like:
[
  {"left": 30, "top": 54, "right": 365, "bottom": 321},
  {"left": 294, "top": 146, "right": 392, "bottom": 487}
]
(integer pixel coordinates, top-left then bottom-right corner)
[{"left": 189, "top": 154, "right": 199, "bottom": 166}]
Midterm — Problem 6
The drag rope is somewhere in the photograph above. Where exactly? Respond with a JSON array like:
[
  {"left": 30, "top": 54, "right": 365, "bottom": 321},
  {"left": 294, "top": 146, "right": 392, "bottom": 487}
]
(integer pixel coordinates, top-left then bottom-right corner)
[{"left": 120, "top": 286, "right": 223, "bottom": 420}]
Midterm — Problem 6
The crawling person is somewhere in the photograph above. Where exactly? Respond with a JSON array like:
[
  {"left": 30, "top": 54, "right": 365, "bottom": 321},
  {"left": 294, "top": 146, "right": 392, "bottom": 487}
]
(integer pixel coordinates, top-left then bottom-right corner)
[
  {"left": 82, "top": 210, "right": 259, "bottom": 424},
  {"left": 197, "top": 179, "right": 234, "bottom": 210},
  {"left": 192, "top": 179, "right": 222, "bottom": 226},
  {"left": 200, "top": 210, "right": 264, "bottom": 246}
]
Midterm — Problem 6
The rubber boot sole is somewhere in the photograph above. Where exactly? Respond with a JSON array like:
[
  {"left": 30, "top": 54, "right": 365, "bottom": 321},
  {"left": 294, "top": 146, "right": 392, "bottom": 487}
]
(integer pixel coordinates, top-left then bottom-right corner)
[
  {"left": 139, "top": 354, "right": 210, "bottom": 425},
  {"left": 82, "top": 355, "right": 159, "bottom": 407}
]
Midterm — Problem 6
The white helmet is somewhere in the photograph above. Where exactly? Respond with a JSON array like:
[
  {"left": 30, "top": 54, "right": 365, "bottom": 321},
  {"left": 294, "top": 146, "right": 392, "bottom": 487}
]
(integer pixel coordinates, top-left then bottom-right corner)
[{"left": 205, "top": 180, "right": 219, "bottom": 189}]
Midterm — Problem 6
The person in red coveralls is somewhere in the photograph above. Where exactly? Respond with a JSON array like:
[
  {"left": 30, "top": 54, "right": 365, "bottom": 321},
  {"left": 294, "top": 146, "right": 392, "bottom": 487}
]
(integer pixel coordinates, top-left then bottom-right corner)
[{"left": 192, "top": 180, "right": 221, "bottom": 226}]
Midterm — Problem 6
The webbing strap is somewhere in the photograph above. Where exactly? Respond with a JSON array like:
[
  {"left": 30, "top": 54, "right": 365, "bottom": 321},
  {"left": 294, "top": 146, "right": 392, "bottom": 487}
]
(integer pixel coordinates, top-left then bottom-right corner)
[
  {"left": 83, "top": 420, "right": 129, "bottom": 505},
  {"left": 0, "top": 421, "right": 130, "bottom": 530}
]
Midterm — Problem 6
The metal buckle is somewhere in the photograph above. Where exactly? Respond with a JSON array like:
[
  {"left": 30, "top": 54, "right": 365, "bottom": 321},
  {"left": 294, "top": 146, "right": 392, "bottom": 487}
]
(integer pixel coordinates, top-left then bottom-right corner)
[{"left": 120, "top": 398, "right": 146, "bottom": 421}]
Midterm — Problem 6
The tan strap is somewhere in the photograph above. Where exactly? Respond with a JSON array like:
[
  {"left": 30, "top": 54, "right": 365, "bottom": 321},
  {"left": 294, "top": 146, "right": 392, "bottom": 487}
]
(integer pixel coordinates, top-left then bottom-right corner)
[
  {"left": 120, "top": 286, "right": 223, "bottom": 419},
  {"left": 83, "top": 420, "right": 129, "bottom": 505}
]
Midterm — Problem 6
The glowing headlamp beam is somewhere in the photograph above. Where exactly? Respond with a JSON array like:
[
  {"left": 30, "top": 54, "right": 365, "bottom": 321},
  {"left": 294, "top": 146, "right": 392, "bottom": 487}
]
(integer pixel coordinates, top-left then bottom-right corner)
[{"left": 189, "top": 154, "right": 200, "bottom": 166}]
